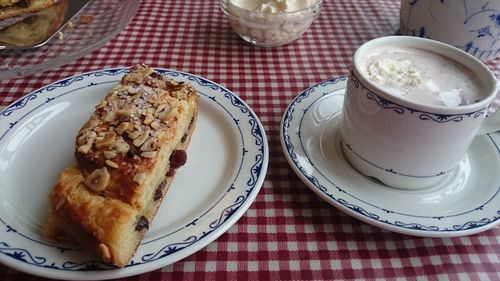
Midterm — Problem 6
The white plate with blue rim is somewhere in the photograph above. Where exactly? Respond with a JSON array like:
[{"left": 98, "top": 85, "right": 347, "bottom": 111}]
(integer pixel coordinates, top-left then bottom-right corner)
[
  {"left": 0, "top": 67, "right": 268, "bottom": 280},
  {"left": 280, "top": 77, "right": 500, "bottom": 238}
]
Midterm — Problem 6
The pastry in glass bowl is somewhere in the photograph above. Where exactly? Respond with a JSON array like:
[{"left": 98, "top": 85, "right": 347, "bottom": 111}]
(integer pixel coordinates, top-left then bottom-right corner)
[{"left": 0, "top": 0, "right": 68, "bottom": 47}]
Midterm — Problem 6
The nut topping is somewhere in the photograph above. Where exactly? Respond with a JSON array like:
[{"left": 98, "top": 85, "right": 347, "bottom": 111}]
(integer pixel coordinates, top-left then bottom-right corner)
[
  {"left": 95, "top": 131, "right": 117, "bottom": 150},
  {"left": 77, "top": 131, "right": 97, "bottom": 154},
  {"left": 148, "top": 94, "right": 159, "bottom": 104},
  {"left": 160, "top": 106, "right": 182, "bottom": 122},
  {"left": 103, "top": 150, "right": 117, "bottom": 159},
  {"left": 133, "top": 129, "right": 150, "bottom": 147},
  {"left": 140, "top": 137, "right": 158, "bottom": 152},
  {"left": 112, "top": 138, "right": 130, "bottom": 154},
  {"left": 98, "top": 243, "right": 111, "bottom": 261},
  {"left": 154, "top": 103, "right": 168, "bottom": 116},
  {"left": 143, "top": 112, "right": 154, "bottom": 125},
  {"left": 140, "top": 151, "right": 157, "bottom": 158},
  {"left": 105, "top": 159, "right": 119, "bottom": 168},
  {"left": 115, "top": 122, "right": 130, "bottom": 135},
  {"left": 116, "top": 108, "right": 133, "bottom": 117},
  {"left": 133, "top": 172, "right": 147, "bottom": 184},
  {"left": 128, "top": 130, "right": 141, "bottom": 140},
  {"left": 103, "top": 111, "right": 116, "bottom": 123},
  {"left": 150, "top": 121, "right": 161, "bottom": 129},
  {"left": 85, "top": 167, "right": 110, "bottom": 192}
]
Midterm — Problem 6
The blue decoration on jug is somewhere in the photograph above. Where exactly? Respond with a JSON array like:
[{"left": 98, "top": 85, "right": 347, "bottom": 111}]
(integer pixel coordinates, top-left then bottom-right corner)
[{"left": 400, "top": 0, "right": 500, "bottom": 61}]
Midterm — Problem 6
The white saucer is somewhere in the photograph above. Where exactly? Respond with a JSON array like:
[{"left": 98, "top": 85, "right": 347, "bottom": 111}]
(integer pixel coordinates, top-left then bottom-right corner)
[{"left": 280, "top": 77, "right": 500, "bottom": 237}]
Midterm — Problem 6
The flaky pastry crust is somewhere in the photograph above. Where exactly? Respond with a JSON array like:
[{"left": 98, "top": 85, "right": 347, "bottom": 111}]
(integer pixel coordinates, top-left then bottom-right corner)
[{"left": 47, "top": 64, "right": 199, "bottom": 267}]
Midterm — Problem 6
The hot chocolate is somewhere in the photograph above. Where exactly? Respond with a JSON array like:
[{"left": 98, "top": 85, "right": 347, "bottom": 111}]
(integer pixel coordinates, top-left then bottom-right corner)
[{"left": 359, "top": 46, "right": 484, "bottom": 107}]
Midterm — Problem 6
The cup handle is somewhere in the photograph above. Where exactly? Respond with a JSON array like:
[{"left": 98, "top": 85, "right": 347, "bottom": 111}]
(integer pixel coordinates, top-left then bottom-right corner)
[{"left": 477, "top": 80, "right": 500, "bottom": 135}]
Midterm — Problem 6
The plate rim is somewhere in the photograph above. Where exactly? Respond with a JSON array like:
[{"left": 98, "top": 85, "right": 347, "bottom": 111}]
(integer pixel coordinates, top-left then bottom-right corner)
[
  {"left": 280, "top": 76, "right": 500, "bottom": 238},
  {"left": 0, "top": 67, "right": 269, "bottom": 280}
]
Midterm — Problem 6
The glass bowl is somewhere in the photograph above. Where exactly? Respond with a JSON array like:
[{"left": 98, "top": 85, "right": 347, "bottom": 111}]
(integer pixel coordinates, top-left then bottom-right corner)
[{"left": 220, "top": 0, "right": 322, "bottom": 47}]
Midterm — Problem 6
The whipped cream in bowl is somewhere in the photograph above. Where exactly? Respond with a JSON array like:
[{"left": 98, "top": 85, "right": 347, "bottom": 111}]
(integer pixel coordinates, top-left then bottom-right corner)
[{"left": 220, "top": 0, "right": 322, "bottom": 47}]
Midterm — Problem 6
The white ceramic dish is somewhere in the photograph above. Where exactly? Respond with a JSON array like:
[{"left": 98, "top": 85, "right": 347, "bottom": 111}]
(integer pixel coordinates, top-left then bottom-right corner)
[
  {"left": 0, "top": 68, "right": 268, "bottom": 280},
  {"left": 280, "top": 77, "right": 500, "bottom": 237}
]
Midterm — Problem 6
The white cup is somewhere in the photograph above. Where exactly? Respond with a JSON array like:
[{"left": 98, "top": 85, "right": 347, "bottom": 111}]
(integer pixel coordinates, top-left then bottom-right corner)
[
  {"left": 399, "top": 0, "right": 500, "bottom": 62},
  {"left": 339, "top": 36, "right": 500, "bottom": 190}
]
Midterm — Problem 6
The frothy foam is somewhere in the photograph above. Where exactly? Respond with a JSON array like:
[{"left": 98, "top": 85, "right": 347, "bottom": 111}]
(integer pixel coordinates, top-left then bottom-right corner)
[{"left": 360, "top": 46, "right": 484, "bottom": 107}]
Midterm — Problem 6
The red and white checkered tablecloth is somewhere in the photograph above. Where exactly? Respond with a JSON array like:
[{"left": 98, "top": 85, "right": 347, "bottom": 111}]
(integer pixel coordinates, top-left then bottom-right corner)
[{"left": 1, "top": 0, "right": 499, "bottom": 280}]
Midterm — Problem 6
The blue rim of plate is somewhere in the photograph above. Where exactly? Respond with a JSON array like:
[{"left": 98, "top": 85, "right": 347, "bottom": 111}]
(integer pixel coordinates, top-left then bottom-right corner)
[
  {"left": 0, "top": 67, "right": 268, "bottom": 278},
  {"left": 280, "top": 76, "right": 500, "bottom": 236}
]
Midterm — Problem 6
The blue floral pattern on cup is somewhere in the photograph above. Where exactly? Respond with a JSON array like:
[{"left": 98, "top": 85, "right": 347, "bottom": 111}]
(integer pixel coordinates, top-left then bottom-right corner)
[{"left": 400, "top": 0, "right": 500, "bottom": 61}]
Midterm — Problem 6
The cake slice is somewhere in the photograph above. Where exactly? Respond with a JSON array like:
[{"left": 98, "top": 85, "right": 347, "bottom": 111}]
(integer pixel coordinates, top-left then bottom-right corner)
[
  {"left": 0, "top": 0, "right": 67, "bottom": 46},
  {"left": 47, "top": 64, "right": 199, "bottom": 267},
  {"left": 0, "top": 0, "right": 59, "bottom": 20},
  {"left": 0, "top": 0, "right": 22, "bottom": 8}
]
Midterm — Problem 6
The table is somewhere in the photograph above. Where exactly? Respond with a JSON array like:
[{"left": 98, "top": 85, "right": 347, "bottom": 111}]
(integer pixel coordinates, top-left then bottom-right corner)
[{"left": 1, "top": 0, "right": 499, "bottom": 280}]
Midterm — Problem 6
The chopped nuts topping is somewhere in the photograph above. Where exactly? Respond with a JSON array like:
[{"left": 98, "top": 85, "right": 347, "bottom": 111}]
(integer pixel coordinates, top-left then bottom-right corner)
[
  {"left": 150, "top": 121, "right": 161, "bottom": 129},
  {"left": 140, "top": 137, "right": 158, "bottom": 152},
  {"left": 172, "top": 89, "right": 188, "bottom": 99},
  {"left": 154, "top": 103, "right": 168, "bottom": 116},
  {"left": 112, "top": 138, "right": 130, "bottom": 155},
  {"left": 76, "top": 67, "right": 195, "bottom": 171},
  {"left": 98, "top": 243, "right": 111, "bottom": 261},
  {"left": 143, "top": 112, "right": 154, "bottom": 125},
  {"left": 160, "top": 106, "right": 181, "bottom": 122},
  {"left": 140, "top": 151, "right": 157, "bottom": 158},
  {"left": 103, "top": 150, "right": 117, "bottom": 159},
  {"left": 133, "top": 129, "right": 150, "bottom": 147},
  {"left": 115, "top": 121, "right": 130, "bottom": 134},
  {"left": 77, "top": 131, "right": 97, "bottom": 154},
  {"left": 95, "top": 131, "right": 117, "bottom": 150},
  {"left": 103, "top": 111, "right": 116, "bottom": 123},
  {"left": 128, "top": 130, "right": 141, "bottom": 140},
  {"left": 116, "top": 108, "right": 133, "bottom": 117},
  {"left": 133, "top": 172, "right": 147, "bottom": 184},
  {"left": 85, "top": 167, "right": 110, "bottom": 192},
  {"left": 148, "top": 94, "right": 159, "bottom": 104},
  {"left": 105, "top": 159, "right": 119, "bottom": 168}
]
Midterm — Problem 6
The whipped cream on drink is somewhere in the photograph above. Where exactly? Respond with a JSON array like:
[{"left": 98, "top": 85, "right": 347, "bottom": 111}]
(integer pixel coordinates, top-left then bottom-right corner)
[{"left": 361, "top": 46, "right": 483, "bottom": 107}]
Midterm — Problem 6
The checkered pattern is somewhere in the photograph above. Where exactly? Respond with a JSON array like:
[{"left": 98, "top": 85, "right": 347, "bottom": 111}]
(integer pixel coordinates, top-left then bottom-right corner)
[{"left": 1, "top": 0, "right": 499, "bottom": 280}]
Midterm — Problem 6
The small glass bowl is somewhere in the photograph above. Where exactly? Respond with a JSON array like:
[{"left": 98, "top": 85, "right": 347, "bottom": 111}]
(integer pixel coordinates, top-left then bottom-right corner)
[{"left": 220, "top": 0, "right": 322, "bottom": 48}]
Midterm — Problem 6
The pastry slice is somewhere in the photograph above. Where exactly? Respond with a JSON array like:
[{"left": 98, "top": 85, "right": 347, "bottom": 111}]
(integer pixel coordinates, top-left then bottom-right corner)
[
  {"left": 0, "top": 0, "right": 67, "bottom": 46},
  {"left": 0, "top": 0, "right": 21, "bottom": 8},
  {"left": 47, "top": 64, "right": 199, "bottom": 267},
  {"left": 0, "top": 0, "right": 59, "bottom": 20}
]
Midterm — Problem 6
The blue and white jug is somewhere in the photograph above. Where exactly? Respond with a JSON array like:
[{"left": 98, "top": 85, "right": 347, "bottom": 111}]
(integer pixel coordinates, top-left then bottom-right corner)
[{"left": 400, "top": 0, "right": 500, "bottom": 62}]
